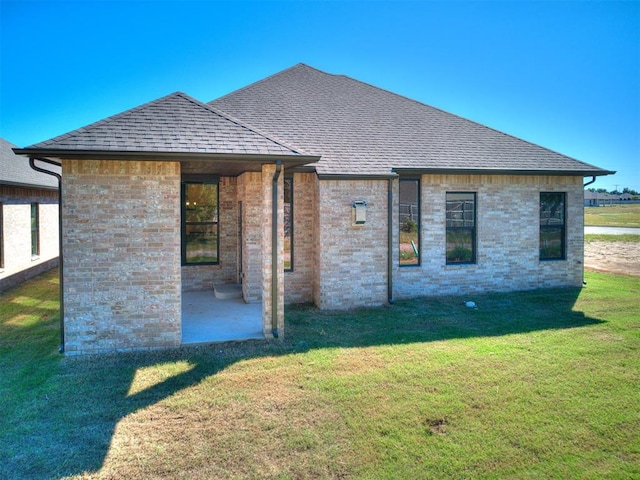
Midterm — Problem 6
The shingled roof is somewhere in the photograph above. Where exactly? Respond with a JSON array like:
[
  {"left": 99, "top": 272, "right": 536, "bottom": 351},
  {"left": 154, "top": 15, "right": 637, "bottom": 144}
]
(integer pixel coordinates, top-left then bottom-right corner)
[
  {"left": 1, "top": 138, "right": 59, "bottom": 190},
  {"left": 18, "top": 92, "right": 310, "bottom": 160},
  {"left": 210, "top": 63, "right": 613, "bottom": 177}
]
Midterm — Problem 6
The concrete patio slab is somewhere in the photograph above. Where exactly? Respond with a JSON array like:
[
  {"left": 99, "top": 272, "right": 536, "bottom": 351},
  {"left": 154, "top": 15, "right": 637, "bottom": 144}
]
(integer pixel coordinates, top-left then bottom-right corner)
[{"left": 182, "top": 291, "right": 263, "bottom": 344}]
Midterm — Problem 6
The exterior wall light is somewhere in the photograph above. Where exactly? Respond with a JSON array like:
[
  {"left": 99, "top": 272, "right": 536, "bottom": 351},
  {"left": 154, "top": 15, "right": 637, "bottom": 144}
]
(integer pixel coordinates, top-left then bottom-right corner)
[{"left": 352, "top": 200, "right": 367, "bottom": 225}]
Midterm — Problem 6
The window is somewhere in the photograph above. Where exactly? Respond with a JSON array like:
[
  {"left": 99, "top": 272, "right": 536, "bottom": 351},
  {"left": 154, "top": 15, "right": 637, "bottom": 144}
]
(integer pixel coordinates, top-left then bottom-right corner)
[
  {"left": 399, "top": 178, "right": 420, "bottom": 265},
  {"left": 284, "top": 176, "right": 293, "bottom": 271},
  {"left": 540, "top": 192, "right": 566, "bottom": 260},
  {"left": 181, "top": 179, "right": 219, "bottom": 265},
  {"left": 31, "top": 203, "right": 40, "bottom": 257},
  {"left": 446, "top": 192, "right": 476, "bottom": 264}
]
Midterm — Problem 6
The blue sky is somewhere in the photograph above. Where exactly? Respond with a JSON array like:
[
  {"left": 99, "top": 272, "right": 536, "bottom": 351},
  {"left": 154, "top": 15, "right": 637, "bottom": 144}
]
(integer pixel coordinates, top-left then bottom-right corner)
[{"left": 1, "top": 0, "right": 638, "bottom": 191}]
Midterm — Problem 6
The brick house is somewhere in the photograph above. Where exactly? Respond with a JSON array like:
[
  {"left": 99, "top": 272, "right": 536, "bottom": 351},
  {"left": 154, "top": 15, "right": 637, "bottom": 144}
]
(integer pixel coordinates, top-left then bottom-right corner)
[
  {"left": 14, "top": 64, "right": 613, "bottom": 355},
  {"left": 1, "top": 138, "right": 60, "bottom": 292}
]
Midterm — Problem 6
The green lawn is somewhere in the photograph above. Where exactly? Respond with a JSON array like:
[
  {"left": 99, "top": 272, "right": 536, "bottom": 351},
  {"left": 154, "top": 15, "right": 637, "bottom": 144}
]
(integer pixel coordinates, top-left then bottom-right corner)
[
  {"left": 584, "top": 204, "right": 640, "bottom": 227},
  {"left": 1, "top": 269, "right": 639, "bottom": 479},
  {"left": 585, "top": 233, "right": 640, "bottom": 244}
]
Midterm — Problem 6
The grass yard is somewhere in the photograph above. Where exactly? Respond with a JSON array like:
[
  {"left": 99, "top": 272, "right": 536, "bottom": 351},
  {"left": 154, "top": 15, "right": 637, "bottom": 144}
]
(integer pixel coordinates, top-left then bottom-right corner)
[
  {"left": 585, "top": 234, "right": 640, "bottom": 244},
  {"left": 1, "top": 269, "right": 639, "bottom": 479},
  {"left": 584, "top": 204, "right": 640, "bottom": 227}
]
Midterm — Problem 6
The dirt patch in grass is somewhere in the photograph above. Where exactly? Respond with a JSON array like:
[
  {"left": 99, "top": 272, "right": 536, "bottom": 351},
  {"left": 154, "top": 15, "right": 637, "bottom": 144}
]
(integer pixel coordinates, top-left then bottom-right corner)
[{"left": 584, "top": 241, "right": 640, "bottom": 277}]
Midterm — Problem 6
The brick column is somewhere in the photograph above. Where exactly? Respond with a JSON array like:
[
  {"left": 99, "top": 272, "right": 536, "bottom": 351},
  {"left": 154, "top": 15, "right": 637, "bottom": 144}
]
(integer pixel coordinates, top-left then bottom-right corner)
[{"left": 261, "top": 163, "right": 285, "bottom": 338}]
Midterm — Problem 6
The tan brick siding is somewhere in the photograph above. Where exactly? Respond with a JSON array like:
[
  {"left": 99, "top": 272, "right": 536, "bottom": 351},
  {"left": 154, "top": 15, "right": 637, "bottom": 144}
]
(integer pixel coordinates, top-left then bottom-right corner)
[
  {"left": 315, "top": 179, "right": 389, "bottom": 309},
  {"left": 62, "top": 160, "right": 181, "bottom": 355},
  {"left": 238, "top": 171, "right": 263, "bottom": 303},
  {"left": 261, "top": 164, "right": 284, "bottom": 337},
  {"left": 394, "top": 174, "right": 585, "bottom": 298},
  {"left": 284, "top": 172, "right": 316, "bottom": 304}
]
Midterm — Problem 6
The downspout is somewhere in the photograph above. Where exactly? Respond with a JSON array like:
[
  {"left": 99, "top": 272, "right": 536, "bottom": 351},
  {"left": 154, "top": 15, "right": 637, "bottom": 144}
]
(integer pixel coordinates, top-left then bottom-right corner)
[
  {"left": 387, "top": 178, "right": 394, "bottom": 304},
  {"left": 581, "top": 176, "right": 597, "bottom": 285},
  {"left": 29, "top": 158, "right": 64, "bottom": 353},
  {"left": 271, "top": 160, "right": 282, "bottom": 338}
]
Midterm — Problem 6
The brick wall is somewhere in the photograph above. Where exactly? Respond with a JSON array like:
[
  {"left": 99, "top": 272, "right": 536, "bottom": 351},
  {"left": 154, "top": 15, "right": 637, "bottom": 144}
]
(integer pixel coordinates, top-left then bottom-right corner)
[
  {"left": 314, "top": 179, "right": 389, "bottom": 309},
  {"left": 284, "top": 172, "right": 316, "bottom": 304},
  {"left": 62, "top": 160, "right": 181, "bottom": 355},
  {"left": 238, "top": 171, "right": 263, "bottom": 303},
  {"left": 0, "top": 186, "right": 59, "bottom": 291},
  {"left": 394, "top": 174, "right": 585, "bottom": 298}
]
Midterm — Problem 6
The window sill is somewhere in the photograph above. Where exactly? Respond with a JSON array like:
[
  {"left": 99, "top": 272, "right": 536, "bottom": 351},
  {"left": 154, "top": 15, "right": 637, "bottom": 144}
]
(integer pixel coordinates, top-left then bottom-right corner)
[{"left": 31, "top": 255, "right": 40, "bottom": 262}]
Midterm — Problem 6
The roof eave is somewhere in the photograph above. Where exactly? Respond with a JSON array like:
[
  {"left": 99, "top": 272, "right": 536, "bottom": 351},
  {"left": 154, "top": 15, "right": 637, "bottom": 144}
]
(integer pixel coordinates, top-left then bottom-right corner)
[
  {"left": 392, "top": 167, "right": 616, "bottom": 177},
  {"left": 317, "top": 173, "right": 398, "bottom": 180},
  {"left": 12, "top": 148, "right": 320, "bottom": 166},
  {"left": 0, "top": 180, "right": 59, "bottom": 191}
]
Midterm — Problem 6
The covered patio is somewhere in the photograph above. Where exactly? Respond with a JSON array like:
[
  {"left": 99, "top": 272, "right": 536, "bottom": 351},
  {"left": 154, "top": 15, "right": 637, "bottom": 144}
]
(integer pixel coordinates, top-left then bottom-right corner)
[{"left": 181, "top": 291, "right": 263, "bottom": 344}]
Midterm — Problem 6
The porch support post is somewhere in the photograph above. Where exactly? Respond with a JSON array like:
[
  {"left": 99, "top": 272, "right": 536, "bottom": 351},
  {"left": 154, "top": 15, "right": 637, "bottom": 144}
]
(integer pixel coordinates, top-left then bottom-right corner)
[{"left": 261, "top": 163, "right": 285, "bottom": 338}]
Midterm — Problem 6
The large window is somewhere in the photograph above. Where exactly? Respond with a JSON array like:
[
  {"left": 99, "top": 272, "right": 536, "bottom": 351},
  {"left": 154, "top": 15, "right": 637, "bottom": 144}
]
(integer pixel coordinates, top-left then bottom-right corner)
[
  {"left": 181, "top": 179, "right": 219, "bottom": 265},
  {"left": 31, "top": 203, "right": 39, "bottom": 257},
  {"left": 284, "top": 176, "right": 293, "bottom": 271},
  {"left": 399, "top": 178, "right": 420, "bottom": 265},
  {"left": 540, "top": 192, "right": 566, "bottom": 260},
  {"left": 446, "top": 192, "right": 476, "bottom": 264}
]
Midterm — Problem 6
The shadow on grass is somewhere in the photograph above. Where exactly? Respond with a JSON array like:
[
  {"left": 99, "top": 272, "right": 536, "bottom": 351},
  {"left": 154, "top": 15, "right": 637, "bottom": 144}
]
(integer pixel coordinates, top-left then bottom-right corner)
[{"left": 1, "top": 281, "right": 604, "bottom": 479}]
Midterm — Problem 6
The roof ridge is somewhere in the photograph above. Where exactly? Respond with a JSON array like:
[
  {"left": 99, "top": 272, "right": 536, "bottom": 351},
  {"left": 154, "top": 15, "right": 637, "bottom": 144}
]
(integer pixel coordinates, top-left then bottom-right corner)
[
  {"left": 1, "top": 138, "right": 18, "bottom": 148},
  {"left": 210, "top": 63, "right": 315, "bottom": 104},
  {"left": 27, "top": 92, "right": 187, "bottom": 148}
]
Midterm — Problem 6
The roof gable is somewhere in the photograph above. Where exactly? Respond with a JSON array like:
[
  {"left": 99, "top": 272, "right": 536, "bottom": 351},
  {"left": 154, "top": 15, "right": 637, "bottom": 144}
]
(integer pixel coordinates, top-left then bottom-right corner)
[
  {"left": 23, "top": 92, "right": 307, "bottom": 158},
  {"left": 210, "top": 63, "right": 612, "bottom": 177}
]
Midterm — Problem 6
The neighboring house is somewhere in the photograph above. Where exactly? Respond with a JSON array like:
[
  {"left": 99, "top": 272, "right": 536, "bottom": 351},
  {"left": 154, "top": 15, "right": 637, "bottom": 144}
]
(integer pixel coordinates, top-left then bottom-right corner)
[
  {"left": 1, "top": 138, "right": 60, "bottom": 292},
  {"left": 14, "top": 64, "right": 614, "bottom": 355},
  {"left": 584, "top": 190, "right": 626, "bottom": 206}
]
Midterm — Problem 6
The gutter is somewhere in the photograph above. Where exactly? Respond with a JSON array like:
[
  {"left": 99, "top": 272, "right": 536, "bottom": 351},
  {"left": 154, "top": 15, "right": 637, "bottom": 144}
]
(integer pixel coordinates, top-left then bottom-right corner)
[
  {"left": 12, "top": 148, "right": 319, "bottom": 166},
  {"left": 28, "top": 158, "right": 64, "bottom": 353},
  {"left": 271, "top": 160, "right": 282, "bottom": 338},
  {"left": 387, "top": 178, "right": 394, "bottom": 305},
  {"left": 393, "top": 168, "right": 617, "bottom": 177},
  {"left": 581, "top": 176, "right": 597, "bottom": 286}
]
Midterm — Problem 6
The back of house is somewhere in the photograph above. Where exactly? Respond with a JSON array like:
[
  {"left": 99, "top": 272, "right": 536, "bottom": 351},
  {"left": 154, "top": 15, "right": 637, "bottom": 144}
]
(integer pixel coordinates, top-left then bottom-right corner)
[{"left": 13, "top": 64, "right": 613, "bottom": 354}]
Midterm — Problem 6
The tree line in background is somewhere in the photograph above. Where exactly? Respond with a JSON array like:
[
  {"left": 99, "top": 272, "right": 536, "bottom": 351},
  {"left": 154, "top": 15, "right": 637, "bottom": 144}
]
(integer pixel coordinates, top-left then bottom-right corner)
[{"left": 587, "top": 187, "right": 639, "bottom": 196}]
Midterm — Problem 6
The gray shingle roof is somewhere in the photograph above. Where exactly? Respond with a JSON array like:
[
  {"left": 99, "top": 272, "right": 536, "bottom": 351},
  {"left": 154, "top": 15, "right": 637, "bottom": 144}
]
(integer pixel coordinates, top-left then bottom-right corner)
[
  {"left": 210, "top": 64, "right": 612, "bottom": 177},
  {"left": 24, "top": 92, "right": 307, "bottom": 157},
  {"left": 1, "top": 138, "right": 59, "bottom": 189}
]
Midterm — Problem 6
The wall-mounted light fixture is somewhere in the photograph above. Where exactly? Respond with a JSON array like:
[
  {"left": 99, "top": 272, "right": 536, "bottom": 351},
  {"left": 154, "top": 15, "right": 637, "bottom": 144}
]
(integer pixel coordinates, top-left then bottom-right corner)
[{"left": 352, "top": 200, "right": 367, "bottom": 225}]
